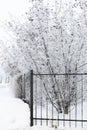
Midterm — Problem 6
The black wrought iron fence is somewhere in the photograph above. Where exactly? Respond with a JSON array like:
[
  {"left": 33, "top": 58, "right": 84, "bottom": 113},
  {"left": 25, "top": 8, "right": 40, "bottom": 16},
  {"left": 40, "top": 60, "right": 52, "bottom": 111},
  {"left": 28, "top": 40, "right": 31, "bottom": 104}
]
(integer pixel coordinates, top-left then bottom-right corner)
[{"left": 30, "top": 70, "right": 87, "bottom": 128}]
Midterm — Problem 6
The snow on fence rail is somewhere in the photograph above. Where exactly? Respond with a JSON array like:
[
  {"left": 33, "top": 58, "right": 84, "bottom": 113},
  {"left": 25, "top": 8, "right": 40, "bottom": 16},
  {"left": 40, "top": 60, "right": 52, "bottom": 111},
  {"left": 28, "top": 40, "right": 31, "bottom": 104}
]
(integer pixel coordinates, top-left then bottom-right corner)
[{"left": 30, "top": 70, "right": 87, "bottom": 128}]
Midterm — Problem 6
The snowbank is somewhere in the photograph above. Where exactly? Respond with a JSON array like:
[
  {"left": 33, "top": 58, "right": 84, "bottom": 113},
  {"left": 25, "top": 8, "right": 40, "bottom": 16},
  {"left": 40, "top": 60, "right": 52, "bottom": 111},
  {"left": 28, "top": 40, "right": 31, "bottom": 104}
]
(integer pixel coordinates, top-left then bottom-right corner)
[
  {"left": 0, "top": 98, "right": 29, "bottom": 130},
  {"left": 29, "top": 126, "right": 87, "bottom": 130},
  {"left": 0, "top": 96, "right": 87, "bottom": 130}
]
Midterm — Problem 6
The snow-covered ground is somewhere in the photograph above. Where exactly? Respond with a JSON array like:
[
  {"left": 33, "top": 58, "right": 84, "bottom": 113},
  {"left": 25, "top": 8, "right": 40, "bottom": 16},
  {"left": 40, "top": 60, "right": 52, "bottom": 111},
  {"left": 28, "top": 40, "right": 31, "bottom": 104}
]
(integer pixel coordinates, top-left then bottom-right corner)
[
  {"left": 0, "top": 95, "right": 87, "bottom": 130},
  {"left": 30, "top": 126, "right": 87, "bottom": 130},
  {"left": 0, "top": 82, "right": 29, "bottom": 130},
  {"left": 0, "top": 82, "right": 87, "bottom": 130},
  {"left": 0, "top": 98, "right": 29, "bottom": 130}
]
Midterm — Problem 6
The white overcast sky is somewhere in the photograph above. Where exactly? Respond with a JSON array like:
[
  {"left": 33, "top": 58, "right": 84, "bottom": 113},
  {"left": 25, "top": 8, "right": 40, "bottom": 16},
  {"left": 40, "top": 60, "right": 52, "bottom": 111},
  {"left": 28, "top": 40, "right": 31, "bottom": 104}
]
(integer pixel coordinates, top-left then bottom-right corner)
[
  {"left": 0, "top": 0, "right": 29, "bottom": 20},
  {"left": 0, "top": 0, "right": 30, "bottom": 41}
]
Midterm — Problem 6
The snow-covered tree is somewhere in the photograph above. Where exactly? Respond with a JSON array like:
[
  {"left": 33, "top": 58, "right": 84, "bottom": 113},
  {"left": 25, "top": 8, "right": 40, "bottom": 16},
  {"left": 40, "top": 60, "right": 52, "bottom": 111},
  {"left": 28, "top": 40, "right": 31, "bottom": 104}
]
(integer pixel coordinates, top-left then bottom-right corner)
[{"left": 3, "top": 0, "right": 87, "bottom": 113}]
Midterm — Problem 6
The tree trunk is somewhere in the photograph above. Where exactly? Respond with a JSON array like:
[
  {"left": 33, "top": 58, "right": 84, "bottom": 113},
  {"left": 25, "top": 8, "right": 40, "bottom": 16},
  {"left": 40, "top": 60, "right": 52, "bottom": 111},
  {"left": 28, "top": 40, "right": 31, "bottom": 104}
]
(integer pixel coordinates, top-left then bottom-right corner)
[{"left": 64, "top": 105, "right": 68, "bottom": 114}]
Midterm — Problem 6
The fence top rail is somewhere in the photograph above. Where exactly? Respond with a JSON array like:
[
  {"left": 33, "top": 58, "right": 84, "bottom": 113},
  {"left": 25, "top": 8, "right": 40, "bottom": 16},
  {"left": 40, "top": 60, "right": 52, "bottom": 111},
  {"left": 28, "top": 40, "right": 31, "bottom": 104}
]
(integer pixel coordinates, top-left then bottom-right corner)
[{"left": 33, "top": 73, "right": 87, "bottom": 76}]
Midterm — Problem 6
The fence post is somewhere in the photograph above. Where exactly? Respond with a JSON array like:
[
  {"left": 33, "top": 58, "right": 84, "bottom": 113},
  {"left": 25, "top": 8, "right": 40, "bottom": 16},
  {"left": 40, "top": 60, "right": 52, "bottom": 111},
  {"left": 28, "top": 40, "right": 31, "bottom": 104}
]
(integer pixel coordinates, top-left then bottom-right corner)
[
  {"left": 30, "top": 70, "right": 34, "bottom": 126},
  {"left": 22, "top": 74, "right": 25, "bottom": 99}
]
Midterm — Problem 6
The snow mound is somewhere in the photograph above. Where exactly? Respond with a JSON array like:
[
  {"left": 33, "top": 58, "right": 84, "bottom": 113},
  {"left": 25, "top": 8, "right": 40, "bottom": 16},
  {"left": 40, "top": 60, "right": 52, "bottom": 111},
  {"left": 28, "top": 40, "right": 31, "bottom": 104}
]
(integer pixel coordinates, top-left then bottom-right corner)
[
  {"left": 30, "top": 126, "right": 59, "bottom": 130},
  {"left": 0, "top": 98, "right": 29, "bottom": 130},
  {"left": 29, "top": 126, "right": 87, "bottom": 130}
]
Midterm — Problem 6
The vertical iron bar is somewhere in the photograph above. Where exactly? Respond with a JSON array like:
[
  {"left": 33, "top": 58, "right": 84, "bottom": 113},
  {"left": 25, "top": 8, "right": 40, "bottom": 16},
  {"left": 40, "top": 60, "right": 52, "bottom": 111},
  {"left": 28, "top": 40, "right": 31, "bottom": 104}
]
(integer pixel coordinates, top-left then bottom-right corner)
[
  {"left": 46, "top": 97, "right": 48, "bottom": 126},
  {"left": 81, "top": 75, "right": 83, "bottom": 128},
  {"left": 40, "top": 77, "right": 43, "bottom": 125},
  {"left": 57, "top": 112, "right": 59, "bottom": 126},
  {"left": 52, "top": 75, "right": 54, "bottom": 126},
  {"left": 63, "top": 102, "right": 65, "bottom": 127},
  {"left": 52, "top": 102, "right": 54, "bottom": 126},
  {"left": 30, "top": 70, "right": 33, "bottom": 126},
  {"left": 57, "top": 75, "right": 59, "bottom": 126},
  {"left": 22, "top": 74, "right": 25, "bottom": 99},
  {"left": 46, "top": 77, "right": 48, "bottom": 126},
  {"left": 21, "top": 75, "right": 23, "bottom": 99},
  {"left": 35, "top": 76, "right": 37, "bottom": 125},
  {"left": 75, "top": 75, "right": 77, "bottom": 128},
  {"left": 24, "top": 73, "right": 25, "bottom": 99},
  {"left": 63, "top": 75, "right": 65, "bottom": 127},
  {"left": 69, "top": 76, "right": 71, "bottom": 127}
]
